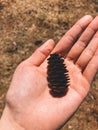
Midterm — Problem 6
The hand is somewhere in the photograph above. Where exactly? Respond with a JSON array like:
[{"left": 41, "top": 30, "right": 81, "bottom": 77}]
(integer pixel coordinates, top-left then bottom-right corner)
[{"left": 1, "top": 15, "right": 98, "bottom": 130}]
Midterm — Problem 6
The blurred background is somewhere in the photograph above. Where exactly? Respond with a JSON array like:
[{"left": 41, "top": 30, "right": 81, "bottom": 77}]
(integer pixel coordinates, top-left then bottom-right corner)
[{"left": 0, "top": 0, "right": 98, "bottom": 130}]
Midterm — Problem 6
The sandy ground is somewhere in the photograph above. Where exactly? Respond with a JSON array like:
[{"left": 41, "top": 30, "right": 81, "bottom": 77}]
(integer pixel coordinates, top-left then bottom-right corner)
[{"left": 0, "top": 0, "right": 98, "bottom": 130}]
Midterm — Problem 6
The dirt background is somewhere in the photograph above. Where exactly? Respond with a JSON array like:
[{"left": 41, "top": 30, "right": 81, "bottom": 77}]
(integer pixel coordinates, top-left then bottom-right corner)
[{"left": 0, "top": 0, "right": 98, "bottom": 130}]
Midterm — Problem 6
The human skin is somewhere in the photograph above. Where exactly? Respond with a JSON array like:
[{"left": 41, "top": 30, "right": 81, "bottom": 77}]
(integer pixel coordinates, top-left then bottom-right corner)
[{"left": 0, "top": 15, "right": 98, "bottom": 130}]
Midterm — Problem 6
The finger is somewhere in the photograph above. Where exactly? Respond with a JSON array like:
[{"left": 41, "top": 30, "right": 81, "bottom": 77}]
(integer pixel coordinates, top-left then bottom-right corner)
[
  {"left": 76, "top": 31, "right": 98, "bottom": 70},
  {"left": 67, "top": 16, "right": 98, "bottom": 62},
  {"left": 26, "top": 39, "right": 55, "bottom": 66},
  {"left": 52, "top": 15, "right": 93, "bottom": 56},
  {"left": 83, "top": 47, "right": 98, "bottom": 84}
]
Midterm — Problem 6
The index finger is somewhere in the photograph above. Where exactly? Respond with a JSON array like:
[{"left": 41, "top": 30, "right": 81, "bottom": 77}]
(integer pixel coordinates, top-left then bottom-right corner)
[{"left": 52, "top": 15, "right": 93, "bottom": 56}]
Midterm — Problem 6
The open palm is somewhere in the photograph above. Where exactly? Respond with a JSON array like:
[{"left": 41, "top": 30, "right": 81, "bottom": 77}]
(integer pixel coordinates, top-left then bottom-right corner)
[{"left": 5, "top": 15, "right": 98, "bottom": 130}]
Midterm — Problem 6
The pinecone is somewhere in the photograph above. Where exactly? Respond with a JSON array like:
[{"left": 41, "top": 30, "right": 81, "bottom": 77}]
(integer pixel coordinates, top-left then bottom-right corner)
[{"left": 47, "top": 53, "right": 70, "bottom": 97}]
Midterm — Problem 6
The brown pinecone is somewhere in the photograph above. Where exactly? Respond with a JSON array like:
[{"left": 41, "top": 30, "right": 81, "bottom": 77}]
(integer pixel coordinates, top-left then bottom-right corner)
[{"left": 47, "top": 53, "right": 70, "bottom": 97}]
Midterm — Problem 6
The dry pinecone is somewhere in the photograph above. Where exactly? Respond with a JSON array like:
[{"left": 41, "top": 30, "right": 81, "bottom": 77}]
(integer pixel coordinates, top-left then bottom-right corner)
[{"left": 47, "top": 53, "right": 70, "bottom": 97}]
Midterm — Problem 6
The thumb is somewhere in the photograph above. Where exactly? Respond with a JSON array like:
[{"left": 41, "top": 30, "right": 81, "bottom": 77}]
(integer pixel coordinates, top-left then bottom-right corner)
[{"left": 27, "top": 39, "right": 55, "bottom": 66}]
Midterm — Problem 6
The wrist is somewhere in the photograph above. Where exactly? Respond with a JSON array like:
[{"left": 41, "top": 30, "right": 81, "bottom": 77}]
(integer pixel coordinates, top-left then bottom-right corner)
[{"left": 0, "top": 106, "right": 25, "bottom": 130}]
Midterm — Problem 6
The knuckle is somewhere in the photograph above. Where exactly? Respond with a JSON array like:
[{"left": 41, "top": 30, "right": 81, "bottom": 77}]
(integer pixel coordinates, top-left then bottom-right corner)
[
  {"left": 64, "top": 34, "right": 74, "bottom": 43},
  {"left": 85, "top": 48, "right": 94, "bottom": 57},
  {"left": 37, "top": 48, "right": 46, "bottom": 57},
  {"left": 76, "top": 23, "right": 84, "bottom": 31},
  {"left": 88, "top": 25, "right": 97, "bottom": 33},
  {"left": 77, "top": 40, "right": 86, "bottom": 49},
  {"left": 37, "top": 46, "right": 51, "bottom": 56}
]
